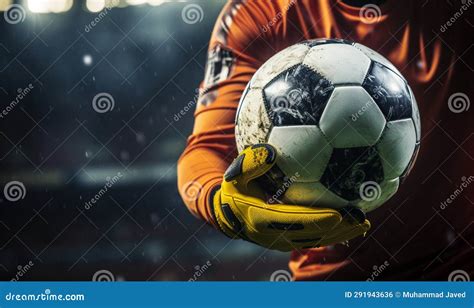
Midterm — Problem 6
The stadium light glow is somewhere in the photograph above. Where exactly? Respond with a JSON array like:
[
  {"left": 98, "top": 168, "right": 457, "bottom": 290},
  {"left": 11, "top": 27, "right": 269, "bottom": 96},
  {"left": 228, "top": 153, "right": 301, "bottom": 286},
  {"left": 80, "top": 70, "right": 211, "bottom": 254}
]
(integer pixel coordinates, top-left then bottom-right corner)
[
  {"left": 83, "top": 54, "right": 93, "bottom": 66},
  {"left": 27, "top": 0, "right": 49, "bottom": 13},
  {"left": 105, "top": 0, "right": 121, "bottom": 8},
  {"left": 27, "top": 0, "right": 73, "bottom": 13},
  {"left": 85, "top": 0, "right": 177, "bottom": 12},
  {"left": 86, "top": 0, "right": 105, "bottom": 12},
  {"left": 126, "top": 0, "right": 147, "bottom": 5},
  {"left": 50, "top": 0, "right": 73, "bottom": 13},
  {"left": 0, "top": 0, "right": 12, "bottom": 12},
  {"left": 147, "top": 0, "right": 166, "bottom": 6}
]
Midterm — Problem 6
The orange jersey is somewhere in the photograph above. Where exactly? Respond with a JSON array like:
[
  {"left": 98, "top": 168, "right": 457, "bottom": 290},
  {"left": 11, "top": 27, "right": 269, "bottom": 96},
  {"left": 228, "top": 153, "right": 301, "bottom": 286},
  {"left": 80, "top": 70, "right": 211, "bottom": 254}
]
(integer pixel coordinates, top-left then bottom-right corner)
[{"left": 177, "top": 0, "right": 474, "bottom": 280}]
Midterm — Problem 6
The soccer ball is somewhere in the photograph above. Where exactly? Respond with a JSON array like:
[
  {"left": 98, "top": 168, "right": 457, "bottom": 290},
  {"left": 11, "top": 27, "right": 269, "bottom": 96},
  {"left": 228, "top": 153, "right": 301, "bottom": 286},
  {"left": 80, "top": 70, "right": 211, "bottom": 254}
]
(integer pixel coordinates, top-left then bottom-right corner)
[{"left": 235, "top": 39, "right": 420, "bottom": 213}]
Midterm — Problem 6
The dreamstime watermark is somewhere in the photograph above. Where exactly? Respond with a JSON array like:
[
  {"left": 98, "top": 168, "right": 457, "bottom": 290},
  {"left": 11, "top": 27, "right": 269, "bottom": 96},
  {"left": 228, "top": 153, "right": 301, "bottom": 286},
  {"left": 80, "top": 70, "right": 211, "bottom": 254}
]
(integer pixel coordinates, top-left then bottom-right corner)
[
  {"left": 270, "top": 269, "right": 292, "bottom": 282},
  {"left": 447, "top": 92, "right": 470, "bottom": 113},
  {"left": 84, "top": 0, "right": 119, "bottom": 33},
  {"left": 181, "top": 4, "right": 203, "bottom": 24},
  {"left": 182, "top": 181, "right": 203, "bottom": 202},
  {"left": 11, "top": 261, "right": 34, "bottom": 282},
  {"left": 84, "top": 172, "right": 123, "bottom": 210},
  {"left": 261, "top": 0, "right": 296, "bottom": 32},
  {"left": 359, "top": 181, "right": 381, "bottom": 202},
  {"left": 267, "top": 172, "right": 300, "bottom": 204},
  {"left": 92, "top": 92, "right": 115, "bottom": 113},
  {"left": 359, "top": 4, "right": 382, "bottom": 24},
  {"left": 5, "top": 289, "right": 85, "bottom": 302},
  {"left": 366, "top": 260, "right": 390, "bottom": 281},
  {"left": 4, "top": 4, "right": 26, "bottom": 25},
  {"left": 439, "top": 175, "right": 473, "bottom": 210},
  {"left": 350, "top": 93, "right": 383, "bottom": 122},
  {"left": 351, "top": 99, "right": 375, "bottom": 122},
  {"left": 173, "top": 88, "right": 201, "bottom": 122},
  {"left": 440, "top": 0, "right": 473, "bottom": 32},
  {"left": 270, "top": 88, "right": 309, "bottom": 110},
  {"left": 3, "top": 181, "right": 26, "bottom": 202},
  {"left": 448, "top": 269, "right": 470, "bottom": 281},
  {"left": 188, "top": 260, "right": 212, "bottom": 281},
  {"left": 0, "top": 84, "right": 34, "bottom": 119},
  {"left": 92, "top": 269, "right": 115, "bottom": 281}
]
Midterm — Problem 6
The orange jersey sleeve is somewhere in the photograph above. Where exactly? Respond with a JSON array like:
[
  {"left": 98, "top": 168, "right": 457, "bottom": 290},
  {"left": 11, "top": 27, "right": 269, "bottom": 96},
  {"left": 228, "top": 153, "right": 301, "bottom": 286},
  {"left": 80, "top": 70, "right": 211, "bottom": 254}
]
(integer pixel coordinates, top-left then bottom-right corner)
[{"left": 177, "top": 1, "right": 282, "bottom": 224}]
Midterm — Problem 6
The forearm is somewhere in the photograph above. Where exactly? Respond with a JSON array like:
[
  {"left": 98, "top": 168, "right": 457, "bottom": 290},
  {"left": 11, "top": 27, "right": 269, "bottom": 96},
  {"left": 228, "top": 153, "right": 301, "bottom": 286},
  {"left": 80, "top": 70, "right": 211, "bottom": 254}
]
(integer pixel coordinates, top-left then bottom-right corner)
[{"left": 177, "top": 125, "right": 236, "bottom": 226}]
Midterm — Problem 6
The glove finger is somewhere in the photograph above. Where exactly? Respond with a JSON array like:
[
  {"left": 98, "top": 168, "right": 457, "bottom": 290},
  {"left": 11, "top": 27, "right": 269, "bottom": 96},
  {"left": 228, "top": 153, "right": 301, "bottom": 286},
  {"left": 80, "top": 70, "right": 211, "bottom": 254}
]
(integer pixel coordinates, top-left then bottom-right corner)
[
  {"left": 219, "top": 216, "right": 370, "bottom": 252},
  {"left": 288, "top": 207, "right": 370, "bottom": 247},
  {"left": 339, "top": 207, "right": 367, "bottom": 225},
  {"left": 233, "top": 200, "right": 343, "bottom": 235},
  {"left": 224, "top": 144, "right": 276, "bottom": 185},
  {"left": 233, "top": 202, "right": 370, "bottom": 247},
  {"left": 318, "top": 207, "right": 371, "bottom": 243},
  {"left": 316, "top": 219, "right": 370, "bottom": 247},
  {"left": 274, "top": 218, "right": 370, "bottom": 250}
]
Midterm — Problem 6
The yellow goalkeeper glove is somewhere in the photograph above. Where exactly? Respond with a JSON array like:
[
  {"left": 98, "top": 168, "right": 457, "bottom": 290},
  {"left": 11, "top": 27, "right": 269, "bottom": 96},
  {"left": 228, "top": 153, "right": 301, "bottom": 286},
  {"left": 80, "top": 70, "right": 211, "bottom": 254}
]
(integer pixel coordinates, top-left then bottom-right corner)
[{"left": 210, "top": 144, "right": 371, "bottom": 252}]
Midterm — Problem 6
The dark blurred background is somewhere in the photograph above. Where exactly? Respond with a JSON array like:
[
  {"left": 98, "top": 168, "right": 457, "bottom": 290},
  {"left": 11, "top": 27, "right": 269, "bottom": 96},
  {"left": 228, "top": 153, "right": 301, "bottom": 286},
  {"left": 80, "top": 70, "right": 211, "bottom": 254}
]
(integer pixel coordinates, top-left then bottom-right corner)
[{"left": 0, "top": 0, "right": 288, "bottom": 281}]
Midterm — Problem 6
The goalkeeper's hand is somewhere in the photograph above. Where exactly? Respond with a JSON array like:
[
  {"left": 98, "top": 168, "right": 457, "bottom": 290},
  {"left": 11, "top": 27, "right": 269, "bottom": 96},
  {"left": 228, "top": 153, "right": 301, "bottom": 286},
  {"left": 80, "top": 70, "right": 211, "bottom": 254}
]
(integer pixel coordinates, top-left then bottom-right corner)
[{"left": 210, "top": 144, "right": 371, "bottom": 252}]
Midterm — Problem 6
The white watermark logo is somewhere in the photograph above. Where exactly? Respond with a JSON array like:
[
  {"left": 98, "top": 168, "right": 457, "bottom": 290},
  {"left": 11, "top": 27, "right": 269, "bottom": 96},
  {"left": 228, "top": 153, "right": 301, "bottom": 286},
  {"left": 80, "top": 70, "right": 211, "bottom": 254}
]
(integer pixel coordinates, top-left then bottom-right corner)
[
  {"left": 11, "top": 261, "right": 34, "bottom": 282},
  {"left": 84, "top": 172, "right": 123, "bottom": 210},
  {"left": 359, "top": 4, "right": 382, "bottom": 24},
  {"left": 4, "top": 181, "right": 26, "bottom": 202},
  {"left": 268, "top": 172, "right": 300, "bottom": 204},
  {"left": 92, "top": 269, "right": 115, "bottom": 282},
  {"left": 261, "top": 0, "right": 296, "bottom": 32},
  {"left": 440, "top": 176, "right": 473, "bottom": 210},
  {"left": 84, "top": 0, "right": 119, "bottom": 33},
  {"left": 270, "top": 269, "right": 292, "bottom": 282},
  {"left": 5, "top": 289, "right": 85, "bottom": 302},
  {"left": 173, "top": 88, "right": 201, "bottom": 122},
  {"left": 188, "top": 261, "right": 212, "bottom": 281},
  {"left": 366, "top": 261, "right": 390, "bottom": 281},
  {"left": 448, "top": 269, "right": 470, "bottom": 281},
  {"left": 182, "top": 181, "right": 203, "bottom": 202},
  {"left": 4, "top": 4, "right": 26, "bottom": 25},
  {"left": 351, "top": 99, "right": 376, "bottom": 122},
  {"left": 92, "top": 92, "right": 115, "bottom": 113},
  {"left": 270, "top": 88, "right": 308, "bottom": 110},
  {"left": 448, "top": 92, "right": 470, "bottom": 113},
  {"left": 181, "top": 4, "right": 203, "bottom": 24},
  {"left": 0, "top": 84, "right": 34, "bottom": 119},
  {"left": 440, "top": 0, "right": 473, "bottom": 32},
  {"left": 359, "top": 181, "right": 381, "bottom": 202}
]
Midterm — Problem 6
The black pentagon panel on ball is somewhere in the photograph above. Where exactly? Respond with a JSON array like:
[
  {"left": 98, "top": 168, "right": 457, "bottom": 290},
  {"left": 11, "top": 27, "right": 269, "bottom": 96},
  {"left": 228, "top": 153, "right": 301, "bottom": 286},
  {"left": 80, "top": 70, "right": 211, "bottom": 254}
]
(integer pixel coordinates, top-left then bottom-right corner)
[
  {"left": 321, "top": 147, "right": 384, "bottom": 201},
  {"left": 362, "top": 62, "right": 412, "bottom": 121},
  {"left": 301, "top": 38, "right": 354, "bottom": 47},
  {"left": 262, "top": 64, "right": 335, "bottom": 126}
]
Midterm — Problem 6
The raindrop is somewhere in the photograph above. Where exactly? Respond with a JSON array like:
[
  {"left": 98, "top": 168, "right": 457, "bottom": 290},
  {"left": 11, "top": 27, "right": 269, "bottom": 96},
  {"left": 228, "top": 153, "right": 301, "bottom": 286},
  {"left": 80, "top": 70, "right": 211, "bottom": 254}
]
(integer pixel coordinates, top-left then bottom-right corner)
[
  {"left": 120, "top": 151, "right": 130, "bottom": 161},
  {"left": 83, "top": 54, "right": 93, "bottom": 66},
  {"left": 136, "top": 132, "right": 146, "bottom": 144}
]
